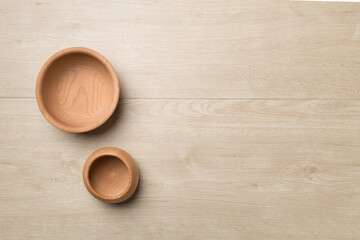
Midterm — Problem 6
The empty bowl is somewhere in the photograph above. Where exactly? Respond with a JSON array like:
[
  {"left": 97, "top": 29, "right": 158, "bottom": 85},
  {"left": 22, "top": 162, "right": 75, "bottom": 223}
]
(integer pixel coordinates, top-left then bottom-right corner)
[
  {"left": 83, "top": 147, "right": 139, "bottom": 203},
  {"left": 36, "top": 47, "right": 119, "bottom": 133}
]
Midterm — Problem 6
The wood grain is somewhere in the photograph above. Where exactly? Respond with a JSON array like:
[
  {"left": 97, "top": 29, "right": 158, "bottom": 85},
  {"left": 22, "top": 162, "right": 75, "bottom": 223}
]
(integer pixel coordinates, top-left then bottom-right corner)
[
  {"left": 83, "top": 147, "right": 139, "bottom": 203},
  {"left": 1, "top": 0, "right": 360, "bottom": 239},
  {"left": 0, "top": 99, "right": 360, "bottom": 239},
  {"left": 36, "top": 47, "right": 119, "bottom": 133},
  {"left": 0, "top": 0, "right": 360, "bottom": 99}
]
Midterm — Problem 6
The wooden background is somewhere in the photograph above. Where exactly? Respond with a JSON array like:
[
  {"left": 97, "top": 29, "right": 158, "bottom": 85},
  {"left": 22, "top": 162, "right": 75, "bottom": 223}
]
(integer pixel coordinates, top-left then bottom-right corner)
[{"left": 1, "top": 0, "right": 360, "bottom": 239}]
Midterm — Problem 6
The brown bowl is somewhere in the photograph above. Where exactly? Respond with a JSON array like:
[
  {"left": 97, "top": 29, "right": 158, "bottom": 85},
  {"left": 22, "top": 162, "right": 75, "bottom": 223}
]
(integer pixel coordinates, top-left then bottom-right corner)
[
  {"left": 83, "top": 147, "right": 139, "bottom": 203},
  {"left": 36, "top": 47, "right": 119, "bottom": 133}
]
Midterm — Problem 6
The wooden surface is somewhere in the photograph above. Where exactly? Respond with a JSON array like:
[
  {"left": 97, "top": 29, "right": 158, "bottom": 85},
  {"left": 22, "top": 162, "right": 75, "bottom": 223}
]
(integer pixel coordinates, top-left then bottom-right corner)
[{"left": 1, "top": 0, "right": 360, "bottom": 239}]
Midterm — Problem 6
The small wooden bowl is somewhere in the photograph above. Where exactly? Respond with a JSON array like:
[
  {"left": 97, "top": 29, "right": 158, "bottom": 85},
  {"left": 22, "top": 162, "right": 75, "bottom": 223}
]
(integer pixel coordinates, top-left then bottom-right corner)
[
  {"left": 83, "top": 147, "right": 139, "bottom": 203},
  {"left": 36, "top": 47, "right": 119, "bottom": 133}
]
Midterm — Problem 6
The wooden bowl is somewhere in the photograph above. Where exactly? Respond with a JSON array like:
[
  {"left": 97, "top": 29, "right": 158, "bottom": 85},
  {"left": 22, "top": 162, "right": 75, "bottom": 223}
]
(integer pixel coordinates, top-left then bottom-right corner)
[
  {"left": 83, "top": 147, "right": 139, "bottom": 203},
  {"left": 36, "top": 47, "right": 119, "bottom": 133}
]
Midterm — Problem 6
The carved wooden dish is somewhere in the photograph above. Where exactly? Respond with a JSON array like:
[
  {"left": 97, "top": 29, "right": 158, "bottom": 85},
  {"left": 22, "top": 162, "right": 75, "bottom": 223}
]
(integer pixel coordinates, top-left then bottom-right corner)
[
  {"left": 36, "top": 47, "right": 119, "bottom": 133},
  {"left": 83, "top": 147, "right": 139, "bottom": 203}
]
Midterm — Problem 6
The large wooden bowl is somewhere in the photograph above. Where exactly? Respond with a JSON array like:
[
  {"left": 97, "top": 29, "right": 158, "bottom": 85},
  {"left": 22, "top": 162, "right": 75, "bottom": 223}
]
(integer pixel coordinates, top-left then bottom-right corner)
[
  {"left": 83, "top": 147, "right": 139, "bottom": 203},
  {"left": 36, "top": 47, "right": 119, "bottom": 133}
]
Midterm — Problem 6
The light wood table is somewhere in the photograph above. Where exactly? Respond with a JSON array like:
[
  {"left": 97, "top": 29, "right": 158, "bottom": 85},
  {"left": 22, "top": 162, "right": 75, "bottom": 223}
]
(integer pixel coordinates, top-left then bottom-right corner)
[{"left": 1, "top": 1, "right": 360, "bottom": 239}]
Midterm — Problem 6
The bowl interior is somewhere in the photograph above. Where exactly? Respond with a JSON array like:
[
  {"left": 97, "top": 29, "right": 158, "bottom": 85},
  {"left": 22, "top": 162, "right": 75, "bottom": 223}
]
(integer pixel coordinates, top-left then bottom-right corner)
[
  {"left": 40, "top": 52, "right": 116, "bottom": 131},
  {"left": 88, "top": 155, "right": 130, "bottom": 197}
]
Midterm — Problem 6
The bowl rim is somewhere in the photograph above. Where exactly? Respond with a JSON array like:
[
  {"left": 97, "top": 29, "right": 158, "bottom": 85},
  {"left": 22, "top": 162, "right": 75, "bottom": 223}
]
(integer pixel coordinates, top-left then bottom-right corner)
[
  {"left": 36, "top": 47, "right": 120, "bottom": 133},
  {"left": 83, "top": 147, "right": 139, "bottom": 203}
]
